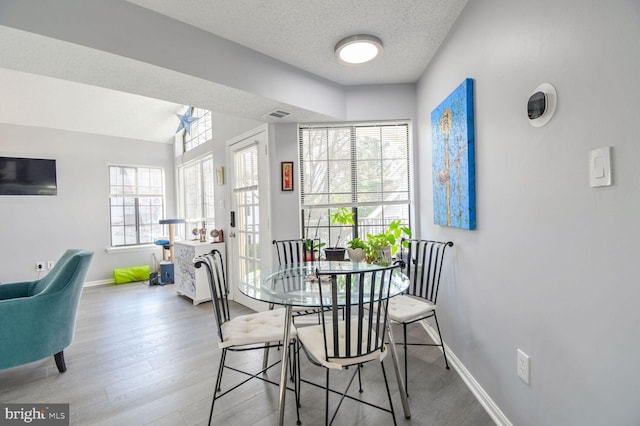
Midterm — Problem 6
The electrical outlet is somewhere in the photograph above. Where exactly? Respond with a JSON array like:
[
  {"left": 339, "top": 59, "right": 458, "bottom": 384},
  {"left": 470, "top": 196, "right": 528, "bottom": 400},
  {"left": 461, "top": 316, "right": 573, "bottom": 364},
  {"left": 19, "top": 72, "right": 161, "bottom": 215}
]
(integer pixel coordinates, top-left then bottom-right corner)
[
  {"left": 517, "top": 349, "right": 530, "bottom": 384},
  {"left": 47, "top": 260, "right": 55, "bottom": 270},
  {"left": 35, "top": 261, "right": 46, "bottom": 272}
]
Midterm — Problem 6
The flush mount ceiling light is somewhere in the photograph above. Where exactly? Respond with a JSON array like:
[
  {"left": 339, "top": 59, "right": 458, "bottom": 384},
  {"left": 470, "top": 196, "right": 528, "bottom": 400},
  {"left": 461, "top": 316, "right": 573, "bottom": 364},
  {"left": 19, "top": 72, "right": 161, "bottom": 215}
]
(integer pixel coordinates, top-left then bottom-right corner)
[{"left": 335, "top": 34, "right": 383, "bottom": 65}]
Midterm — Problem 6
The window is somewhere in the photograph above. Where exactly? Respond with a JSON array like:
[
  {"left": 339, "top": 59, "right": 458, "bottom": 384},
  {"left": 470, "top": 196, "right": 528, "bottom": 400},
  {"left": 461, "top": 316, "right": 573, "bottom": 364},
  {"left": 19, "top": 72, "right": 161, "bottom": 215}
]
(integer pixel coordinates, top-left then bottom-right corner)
[
  {"left": 178, "top": 155, "right": 215, "bottom": 239},
  {"left": 182, "top": 107, "right": 212, "bottom": 152},
  {"left": 109, "top": 166, "right": 165, "bottom": 247},
  {"left": 299, "top": 122, "right": 411, "bottom": 246}
]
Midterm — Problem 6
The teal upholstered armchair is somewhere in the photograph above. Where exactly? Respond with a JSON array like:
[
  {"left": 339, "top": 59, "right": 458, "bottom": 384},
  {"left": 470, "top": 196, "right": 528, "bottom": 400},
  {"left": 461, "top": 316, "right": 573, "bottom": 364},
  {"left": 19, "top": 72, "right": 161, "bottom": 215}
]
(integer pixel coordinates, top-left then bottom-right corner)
[{"left": 0, "top": 249, "right": 93, "bottom": 372}]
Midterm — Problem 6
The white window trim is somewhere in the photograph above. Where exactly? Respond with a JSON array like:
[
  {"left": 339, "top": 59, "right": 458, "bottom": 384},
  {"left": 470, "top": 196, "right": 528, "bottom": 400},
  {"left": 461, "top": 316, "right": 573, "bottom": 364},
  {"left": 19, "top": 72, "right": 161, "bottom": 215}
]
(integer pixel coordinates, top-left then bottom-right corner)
[
  {"left": 108, "top": 164, "right": 166, "bottom": 248},
  {"left": 177, "top": 153, "right": 216, "bottom": 240},
  {"left": 105, "top": 244, "right": 159, "bottom": 254},
  {"left": 298, "top": 120, "right": 413, "bottom": 243}
]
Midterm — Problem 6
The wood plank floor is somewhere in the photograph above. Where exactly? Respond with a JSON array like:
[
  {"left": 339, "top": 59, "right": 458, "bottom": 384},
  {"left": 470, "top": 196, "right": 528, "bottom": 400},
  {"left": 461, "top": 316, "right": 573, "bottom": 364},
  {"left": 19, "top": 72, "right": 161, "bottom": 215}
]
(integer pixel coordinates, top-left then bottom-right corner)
[{"left": 0, "top": 282, "right": 494, "bottom": 425}]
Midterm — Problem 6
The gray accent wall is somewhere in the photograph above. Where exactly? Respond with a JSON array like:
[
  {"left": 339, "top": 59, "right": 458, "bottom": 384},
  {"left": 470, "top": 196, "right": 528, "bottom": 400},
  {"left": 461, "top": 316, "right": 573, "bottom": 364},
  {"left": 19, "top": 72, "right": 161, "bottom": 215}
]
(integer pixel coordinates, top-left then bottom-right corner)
[
  {"left": 416, "top": 1, "right": 640, "bottom": 424},
  {"left": 0, "top": 123, "right": 175, "bottom": 283}
]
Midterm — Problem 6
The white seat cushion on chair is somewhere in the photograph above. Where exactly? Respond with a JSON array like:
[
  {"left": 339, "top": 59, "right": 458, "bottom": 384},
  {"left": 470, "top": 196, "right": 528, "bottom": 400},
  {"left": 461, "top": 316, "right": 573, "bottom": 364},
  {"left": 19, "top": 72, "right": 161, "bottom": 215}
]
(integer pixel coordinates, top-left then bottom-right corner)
[
  {"left": 219, "top": 308, "right": 296, "bottom": 349},
  {"left": 387, "top": 295, "right": 436, "bottom": 323},
  {"left": 297, "top": 320, "right": 387, "bottom": 370}
]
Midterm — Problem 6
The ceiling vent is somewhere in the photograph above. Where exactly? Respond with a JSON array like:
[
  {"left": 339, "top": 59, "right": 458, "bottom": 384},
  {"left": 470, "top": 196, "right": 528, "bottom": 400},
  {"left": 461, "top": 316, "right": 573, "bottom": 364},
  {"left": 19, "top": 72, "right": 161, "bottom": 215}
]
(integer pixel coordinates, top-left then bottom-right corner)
[{"left": 265, "top": 109, "right": 291, "bottom": 119}]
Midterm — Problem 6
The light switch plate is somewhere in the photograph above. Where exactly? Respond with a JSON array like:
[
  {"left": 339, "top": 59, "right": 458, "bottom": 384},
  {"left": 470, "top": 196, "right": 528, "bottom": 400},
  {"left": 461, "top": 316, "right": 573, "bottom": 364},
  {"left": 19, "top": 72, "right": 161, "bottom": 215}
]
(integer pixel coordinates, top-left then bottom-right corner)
[
  {"left": 589, "top": 147, "right": 612, "bottom": 187},
  {"left": 517, "top": 349, "right": 530, "bottom": 384}
]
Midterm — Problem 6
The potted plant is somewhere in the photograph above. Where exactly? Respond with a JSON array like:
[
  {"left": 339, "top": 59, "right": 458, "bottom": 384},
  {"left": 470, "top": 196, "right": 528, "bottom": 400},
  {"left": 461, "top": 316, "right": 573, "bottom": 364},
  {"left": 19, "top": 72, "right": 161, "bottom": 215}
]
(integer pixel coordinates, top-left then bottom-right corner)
[
  {"left": 346, "top": 237, "right": 368, "bottom": 263},
  {"left": 304, "top": 238, "right": 325, "bottom": 261},
  {"left": 324, "top": 207, "right": 355, "bottom": 261},
  {"left": 365, "top": 232, "right": 393, "bottom": 265},
  {"left": 365, "top": 220, "right": 412, "bottom": 265},
  {"left": 303, "top": 211, "right": 325, "bottom": 260}
]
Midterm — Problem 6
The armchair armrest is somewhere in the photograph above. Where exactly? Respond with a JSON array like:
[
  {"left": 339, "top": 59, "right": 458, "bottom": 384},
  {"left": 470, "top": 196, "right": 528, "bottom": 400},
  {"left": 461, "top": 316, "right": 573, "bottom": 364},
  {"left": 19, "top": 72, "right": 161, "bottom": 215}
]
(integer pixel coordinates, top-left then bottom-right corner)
[
  {"left": 0, "top": 291, "right": 78, "bottom": 369},
  {"left": 0, "top": 281, "right": 35, "bottom": 300}
]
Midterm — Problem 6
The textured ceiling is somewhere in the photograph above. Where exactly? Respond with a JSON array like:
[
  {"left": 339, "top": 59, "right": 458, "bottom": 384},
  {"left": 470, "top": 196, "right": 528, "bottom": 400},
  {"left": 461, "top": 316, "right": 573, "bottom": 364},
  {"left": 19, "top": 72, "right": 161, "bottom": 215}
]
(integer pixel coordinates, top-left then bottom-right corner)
[
  {"left": 126, "top": 0, "right": 468, "bottom": 86},
  {"left": 0, "top": 0, "right": 468, "bottom": 143}
]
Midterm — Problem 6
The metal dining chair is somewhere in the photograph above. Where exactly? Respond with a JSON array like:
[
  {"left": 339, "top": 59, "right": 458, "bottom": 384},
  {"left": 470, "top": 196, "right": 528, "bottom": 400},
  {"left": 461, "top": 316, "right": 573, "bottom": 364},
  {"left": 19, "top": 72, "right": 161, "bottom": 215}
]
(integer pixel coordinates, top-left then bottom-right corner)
[
  {"left": 272, "top": 238, "right": 326, "bottom": 322},
  {"left": 268, "top": 239, "right": 326, "bottom": 374},
  {"left": 272, "top": 238, "right": 321, "bottom": 265},
  {"left": 194, "top": 249, "right": 300, "bottom": 425},
  {"left": 297, "top": 264, "right": 400, "bottom": 426},
  {"left": 390, "top": 238, "right": 454, "bottom": 397}
]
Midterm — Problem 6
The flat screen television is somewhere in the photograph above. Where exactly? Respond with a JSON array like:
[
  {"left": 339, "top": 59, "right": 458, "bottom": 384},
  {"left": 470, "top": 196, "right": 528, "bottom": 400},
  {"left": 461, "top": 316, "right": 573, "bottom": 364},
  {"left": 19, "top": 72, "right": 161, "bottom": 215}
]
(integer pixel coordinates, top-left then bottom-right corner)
[{"left": 0, "top": 156, "right": 58, "bottom": 196}]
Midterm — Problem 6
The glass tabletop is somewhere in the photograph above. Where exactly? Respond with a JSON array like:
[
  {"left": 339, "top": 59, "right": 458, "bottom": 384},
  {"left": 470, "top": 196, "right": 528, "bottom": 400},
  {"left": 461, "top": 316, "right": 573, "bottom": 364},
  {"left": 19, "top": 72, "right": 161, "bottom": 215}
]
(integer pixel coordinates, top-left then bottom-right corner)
[{"left": 239, "top": 261, "right": 410, "bottom": 308}]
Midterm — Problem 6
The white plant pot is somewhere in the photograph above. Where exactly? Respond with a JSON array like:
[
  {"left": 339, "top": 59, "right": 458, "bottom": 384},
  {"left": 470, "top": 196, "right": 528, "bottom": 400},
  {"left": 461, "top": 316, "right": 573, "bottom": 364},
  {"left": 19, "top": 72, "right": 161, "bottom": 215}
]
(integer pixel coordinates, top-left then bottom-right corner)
[{"left": 347, "top": 248, "right": 366, "bottom": 263}]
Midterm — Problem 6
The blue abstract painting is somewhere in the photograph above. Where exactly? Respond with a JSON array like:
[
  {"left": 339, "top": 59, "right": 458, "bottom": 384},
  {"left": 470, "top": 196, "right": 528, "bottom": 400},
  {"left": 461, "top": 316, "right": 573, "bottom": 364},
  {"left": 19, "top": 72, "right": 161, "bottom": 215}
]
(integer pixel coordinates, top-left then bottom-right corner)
[{"left": 431, "top": 78, "right": 476, "bottom": 230}]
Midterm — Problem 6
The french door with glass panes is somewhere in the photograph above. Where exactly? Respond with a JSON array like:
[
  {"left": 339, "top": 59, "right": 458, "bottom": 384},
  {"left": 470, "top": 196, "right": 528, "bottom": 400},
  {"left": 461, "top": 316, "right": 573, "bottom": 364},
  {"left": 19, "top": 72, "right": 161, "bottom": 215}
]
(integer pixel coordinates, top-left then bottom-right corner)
[{"left": 227, "top": 127, "right": 271, "bottom": 311}]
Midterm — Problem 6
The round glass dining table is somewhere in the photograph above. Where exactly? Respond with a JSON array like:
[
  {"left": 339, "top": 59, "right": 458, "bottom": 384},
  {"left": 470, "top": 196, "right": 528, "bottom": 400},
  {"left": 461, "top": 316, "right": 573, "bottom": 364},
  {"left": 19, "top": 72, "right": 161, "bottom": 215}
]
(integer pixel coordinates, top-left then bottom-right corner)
[
  {"left": 239, "top": 260, "right": 410, "bottom": 308},
  {"left": 238, "top": 261, "right": 412, "bottom": 425}
]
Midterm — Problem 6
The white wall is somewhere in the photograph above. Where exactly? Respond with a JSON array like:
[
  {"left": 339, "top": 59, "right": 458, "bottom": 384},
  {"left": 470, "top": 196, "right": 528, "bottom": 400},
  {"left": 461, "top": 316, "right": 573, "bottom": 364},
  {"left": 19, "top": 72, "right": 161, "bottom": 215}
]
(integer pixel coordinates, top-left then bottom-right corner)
[
  {"left": 0, "top": 123, "right": 175, "bottom": 283},
  {"left": 416, "top": 1, "right": 640, "bottom": 425},
  {"left": 345, "top": 83, "right": 416, "bottom": 122},
  {"left": 268, "top": 123, "right": 301, "bottom": 240}
]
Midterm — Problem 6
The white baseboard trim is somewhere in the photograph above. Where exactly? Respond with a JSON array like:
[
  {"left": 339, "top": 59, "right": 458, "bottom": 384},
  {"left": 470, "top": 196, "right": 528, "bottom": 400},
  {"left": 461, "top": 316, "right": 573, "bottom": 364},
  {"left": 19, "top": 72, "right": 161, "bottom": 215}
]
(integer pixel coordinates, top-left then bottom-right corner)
[
  {"left": 419, "top": 320, "right": 512, "bottom": 426},
  {"left": 84, "top": 279, "right": 114, "bottom": 287}
]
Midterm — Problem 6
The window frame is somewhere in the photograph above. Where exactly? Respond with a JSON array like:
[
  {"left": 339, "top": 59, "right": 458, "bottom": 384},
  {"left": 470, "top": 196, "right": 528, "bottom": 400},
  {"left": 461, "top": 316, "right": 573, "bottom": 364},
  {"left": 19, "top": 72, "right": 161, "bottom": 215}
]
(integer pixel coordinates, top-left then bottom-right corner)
[
  {"left": 177, "top": 154, "right": 216, "bottom": 240},
  {"left": 181, "top": 106, "right": 213, "bottom": 153},
  {"left": 108, "top": 165, "right": 165, "bottom": 248},
  {"left": 298, "top": 121, "right": 412, "bottom": 246}
]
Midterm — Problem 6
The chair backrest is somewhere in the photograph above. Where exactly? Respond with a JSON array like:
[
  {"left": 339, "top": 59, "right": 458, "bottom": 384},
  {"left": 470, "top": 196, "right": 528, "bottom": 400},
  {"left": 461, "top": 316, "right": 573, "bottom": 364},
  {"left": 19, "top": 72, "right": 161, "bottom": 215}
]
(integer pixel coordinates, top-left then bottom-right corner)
[
  {"left": 193, "top": 249, "right": 230, "bottom": 343},
  {"left": 315, "top": 264, "right": 399, "bottom": 362},
  {"left": 29, "top": 249, "right": 80, "bottom": 296},
  {"left": 272, "top": 238, "right": 320, "bottom": 265},
  {"left": 42, "top": 250, "right": 93, "bottom": 294},
  {"left": 400, "top": 239, "right": 453, "bottom": 304}
]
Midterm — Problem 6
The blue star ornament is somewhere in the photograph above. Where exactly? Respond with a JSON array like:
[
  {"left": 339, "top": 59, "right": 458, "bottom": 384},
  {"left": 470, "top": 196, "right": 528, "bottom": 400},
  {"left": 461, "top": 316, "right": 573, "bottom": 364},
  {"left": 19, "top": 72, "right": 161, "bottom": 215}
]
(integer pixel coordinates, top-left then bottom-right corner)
[{"left": 175, "top": 108, "right": 200, "bottom": 135}]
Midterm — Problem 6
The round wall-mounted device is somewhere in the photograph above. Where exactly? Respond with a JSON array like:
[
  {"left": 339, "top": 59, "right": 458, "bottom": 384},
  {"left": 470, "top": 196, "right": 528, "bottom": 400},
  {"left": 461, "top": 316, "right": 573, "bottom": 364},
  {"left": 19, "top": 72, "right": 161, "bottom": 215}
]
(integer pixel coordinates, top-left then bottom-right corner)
[{"left": 528, "top": 83, "right": 557, "bottom": 127}]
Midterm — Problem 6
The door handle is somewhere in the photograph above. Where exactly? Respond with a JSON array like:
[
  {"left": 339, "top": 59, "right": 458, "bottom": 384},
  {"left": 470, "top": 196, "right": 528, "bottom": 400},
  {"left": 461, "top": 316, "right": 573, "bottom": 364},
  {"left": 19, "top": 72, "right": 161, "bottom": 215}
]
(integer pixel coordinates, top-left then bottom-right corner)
[{"left": 230, "top": 211, "right": 236, "bottom": 228}]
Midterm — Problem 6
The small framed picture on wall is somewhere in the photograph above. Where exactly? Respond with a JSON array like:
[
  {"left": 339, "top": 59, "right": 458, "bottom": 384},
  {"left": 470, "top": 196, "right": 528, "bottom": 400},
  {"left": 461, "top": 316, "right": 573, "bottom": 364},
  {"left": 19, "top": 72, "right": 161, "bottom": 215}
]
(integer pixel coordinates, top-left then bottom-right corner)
[
  {"left": 215, "top": 166, "right": 224, "bottom": 186},
  {"left": 281, "top": 161, "right": 293, "bottom": 191}
]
